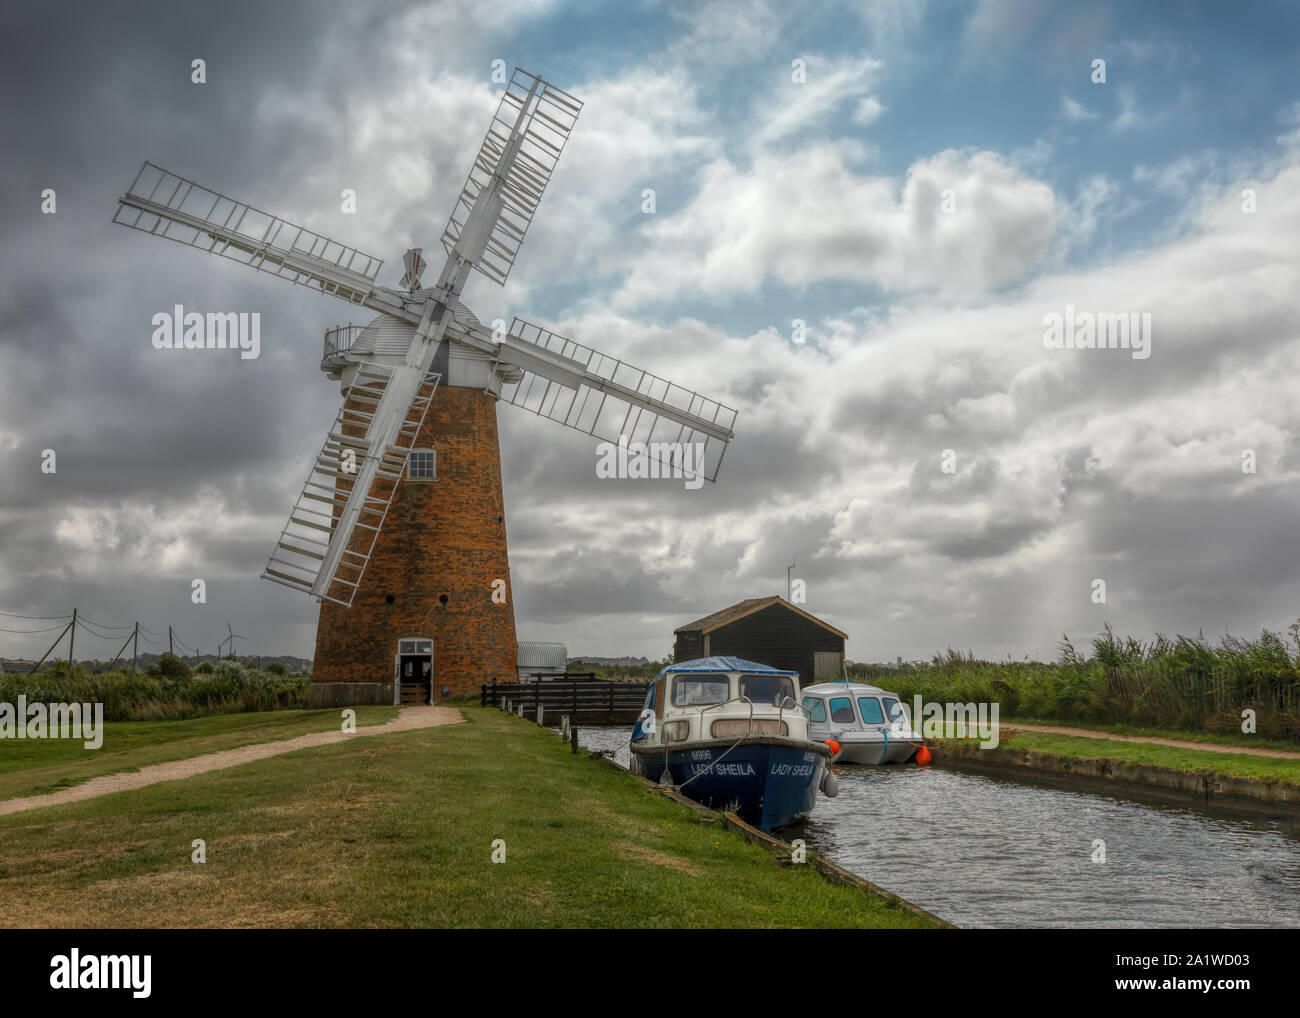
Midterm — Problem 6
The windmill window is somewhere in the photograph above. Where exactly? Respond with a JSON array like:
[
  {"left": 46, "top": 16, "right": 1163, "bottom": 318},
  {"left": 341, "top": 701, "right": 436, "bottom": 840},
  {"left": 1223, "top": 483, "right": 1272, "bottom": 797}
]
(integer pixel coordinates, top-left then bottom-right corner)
[{"left": 408, "top": 449, "right": 436, "bottom": 480}]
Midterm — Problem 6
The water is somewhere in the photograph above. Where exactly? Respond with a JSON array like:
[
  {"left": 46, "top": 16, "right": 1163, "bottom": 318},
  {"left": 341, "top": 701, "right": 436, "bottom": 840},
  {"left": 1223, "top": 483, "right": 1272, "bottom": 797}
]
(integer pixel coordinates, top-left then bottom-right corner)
[{"left": 573, "top": 726, "right": 1300, "bottom": 928}]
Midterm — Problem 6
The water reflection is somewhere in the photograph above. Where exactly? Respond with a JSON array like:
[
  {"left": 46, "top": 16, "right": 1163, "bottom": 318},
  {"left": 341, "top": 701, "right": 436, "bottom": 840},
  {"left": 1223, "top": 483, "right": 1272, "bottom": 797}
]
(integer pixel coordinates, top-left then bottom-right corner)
[{"left": 573, "top": 726, "right": 1300, "bottom": 928}]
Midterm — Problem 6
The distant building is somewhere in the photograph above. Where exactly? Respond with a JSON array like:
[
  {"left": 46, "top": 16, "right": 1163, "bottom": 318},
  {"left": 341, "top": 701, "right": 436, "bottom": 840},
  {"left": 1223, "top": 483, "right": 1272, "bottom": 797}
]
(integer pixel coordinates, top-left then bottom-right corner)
[
  {"left": 673, "top": 596, "right": 847, "bottom": 686},
  {"left": 516, "top": 641, "right": 568, "bottom": 682}
]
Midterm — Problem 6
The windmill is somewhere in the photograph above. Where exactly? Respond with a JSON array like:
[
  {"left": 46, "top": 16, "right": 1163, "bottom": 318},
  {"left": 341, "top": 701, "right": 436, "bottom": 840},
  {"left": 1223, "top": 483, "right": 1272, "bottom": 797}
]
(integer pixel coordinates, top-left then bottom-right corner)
[
  {"left": 112, "top": 68, "right": 738, "bottom": 706},
  {"left": 219, "top": 621, "right": 247, "bottom": 659}
]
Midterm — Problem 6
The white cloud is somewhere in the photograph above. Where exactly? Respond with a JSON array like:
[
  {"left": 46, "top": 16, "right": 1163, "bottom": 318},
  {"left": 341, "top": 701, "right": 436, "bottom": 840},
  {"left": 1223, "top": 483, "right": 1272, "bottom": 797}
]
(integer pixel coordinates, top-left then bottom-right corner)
[
  {"left": 1112, "top": 86, "right": 1148, "bottom": 131},
  {"left": 1061, "top": 95, "right": 1097, "bottom": 121},
  {"left": 611, "top": 145, "right": 1057, "bottom": 307},
  {"left": 753, "top": 54, "right": 885, "bottom": 148}
]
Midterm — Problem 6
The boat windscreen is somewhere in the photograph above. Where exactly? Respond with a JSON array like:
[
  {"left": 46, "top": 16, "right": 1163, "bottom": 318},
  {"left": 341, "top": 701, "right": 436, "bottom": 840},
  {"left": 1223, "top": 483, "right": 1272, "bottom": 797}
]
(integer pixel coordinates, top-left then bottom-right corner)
[
  {"left": 739, "top": 673, "right": 796, "bottom": 707},
  {"left": 883, "top": 698, "right": 909, "bottom": 726},
  {"left": 671, "top": 676, "right": 730, "bottom": 707}
]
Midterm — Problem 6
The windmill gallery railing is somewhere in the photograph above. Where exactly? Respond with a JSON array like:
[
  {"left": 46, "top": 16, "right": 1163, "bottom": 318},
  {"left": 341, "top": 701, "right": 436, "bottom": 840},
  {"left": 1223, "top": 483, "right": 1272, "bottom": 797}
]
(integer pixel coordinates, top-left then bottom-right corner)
[
  {"left": 482, "top": 678, "right": 650, "bottom": 725},
  {"left": 321, "top": 323, "right": 366, "bottom": 370}
]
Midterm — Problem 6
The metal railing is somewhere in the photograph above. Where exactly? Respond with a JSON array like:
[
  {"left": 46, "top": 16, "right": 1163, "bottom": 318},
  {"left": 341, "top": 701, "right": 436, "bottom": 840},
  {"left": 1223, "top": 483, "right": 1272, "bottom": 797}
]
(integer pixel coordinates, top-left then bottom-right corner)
[{"left": 322, "top": 323, "right": 365, "bottom": 366}]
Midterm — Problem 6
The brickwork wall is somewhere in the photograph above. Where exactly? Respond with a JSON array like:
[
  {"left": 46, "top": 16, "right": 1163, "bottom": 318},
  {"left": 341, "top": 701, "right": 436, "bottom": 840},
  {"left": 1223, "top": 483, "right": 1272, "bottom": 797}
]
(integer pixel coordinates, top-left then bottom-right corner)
[{"left": 311, "top": 384, "right": 518, "bottom": 703}]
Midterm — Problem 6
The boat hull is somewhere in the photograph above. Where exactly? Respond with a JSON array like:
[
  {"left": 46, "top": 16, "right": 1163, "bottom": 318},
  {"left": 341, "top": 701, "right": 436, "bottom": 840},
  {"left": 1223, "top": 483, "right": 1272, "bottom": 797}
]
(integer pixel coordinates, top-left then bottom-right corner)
[
  {"left": 834, "top": 732, "right": 920, "bottom": 765},
  {"left": 631, "top": 737, "right": 828, "bottom": 830}
]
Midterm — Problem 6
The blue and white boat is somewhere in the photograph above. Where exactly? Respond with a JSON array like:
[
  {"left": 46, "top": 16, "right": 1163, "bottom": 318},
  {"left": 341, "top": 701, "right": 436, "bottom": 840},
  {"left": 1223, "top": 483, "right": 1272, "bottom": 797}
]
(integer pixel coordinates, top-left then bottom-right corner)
[{"left": 629, "top": 657, "right": 836, "bottom": 830}]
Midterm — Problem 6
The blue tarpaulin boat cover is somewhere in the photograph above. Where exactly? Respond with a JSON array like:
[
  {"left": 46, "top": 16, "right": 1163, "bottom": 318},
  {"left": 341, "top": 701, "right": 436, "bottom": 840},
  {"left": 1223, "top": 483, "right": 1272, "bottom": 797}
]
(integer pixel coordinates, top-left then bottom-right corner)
[{"left": 653, "top": 656, "right": 798, "bottom": 679}]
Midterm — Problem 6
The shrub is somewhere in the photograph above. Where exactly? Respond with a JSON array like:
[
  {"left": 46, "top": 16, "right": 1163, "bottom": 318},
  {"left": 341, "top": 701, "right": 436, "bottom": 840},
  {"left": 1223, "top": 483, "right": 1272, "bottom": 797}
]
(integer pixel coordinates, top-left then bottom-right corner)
[
  {"left": 0, "top": 663, "right": 309, "bottom": 721},
  {"left": 848, "top": 623, "right": 1300, "bottom": 741},
  {"left": 153, "top": 653, "right": 193, "bottom": 681}
]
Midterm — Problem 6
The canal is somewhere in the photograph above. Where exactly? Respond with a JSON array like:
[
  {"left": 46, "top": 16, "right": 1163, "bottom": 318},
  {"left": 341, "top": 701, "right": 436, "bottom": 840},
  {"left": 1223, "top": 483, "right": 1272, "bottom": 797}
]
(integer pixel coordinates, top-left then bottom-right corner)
[{"left": 572, "top": 726, "right": 1300, "bottom": 928}]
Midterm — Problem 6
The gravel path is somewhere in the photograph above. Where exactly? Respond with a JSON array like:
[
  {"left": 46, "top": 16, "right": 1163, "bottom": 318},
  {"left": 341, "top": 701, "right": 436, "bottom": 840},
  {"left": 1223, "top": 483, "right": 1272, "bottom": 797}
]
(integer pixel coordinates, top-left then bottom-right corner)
[
  {"left": 0, "top": 705, "right": 462, "bottom": 817},
  {"left": 1010, "top": 722, "right": 1300, "bottom": 759}
]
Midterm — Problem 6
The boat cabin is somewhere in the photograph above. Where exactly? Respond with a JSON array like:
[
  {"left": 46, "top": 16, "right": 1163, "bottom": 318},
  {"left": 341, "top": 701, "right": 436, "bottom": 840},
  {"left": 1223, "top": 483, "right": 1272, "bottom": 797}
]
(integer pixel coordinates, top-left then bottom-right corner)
[
  {"left": 633, "top": 656, "right": 811, "bottom": 746},
  {"left": 800, "top": 681, "right": 921, "bottom": 764}
]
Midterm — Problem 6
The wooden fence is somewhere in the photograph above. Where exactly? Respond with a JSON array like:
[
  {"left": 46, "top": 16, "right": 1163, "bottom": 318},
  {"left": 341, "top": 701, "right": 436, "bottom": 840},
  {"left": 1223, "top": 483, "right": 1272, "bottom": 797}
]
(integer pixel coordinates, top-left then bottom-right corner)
[{"left": 481, "top": 678, "right": 649, "bottom": 725}]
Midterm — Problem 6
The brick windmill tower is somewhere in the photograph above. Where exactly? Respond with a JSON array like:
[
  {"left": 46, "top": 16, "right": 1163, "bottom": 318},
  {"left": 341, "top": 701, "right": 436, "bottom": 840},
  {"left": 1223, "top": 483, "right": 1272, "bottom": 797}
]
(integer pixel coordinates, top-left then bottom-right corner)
[{"left": 112, "top": 69, "right": 737, "bottom": 706}]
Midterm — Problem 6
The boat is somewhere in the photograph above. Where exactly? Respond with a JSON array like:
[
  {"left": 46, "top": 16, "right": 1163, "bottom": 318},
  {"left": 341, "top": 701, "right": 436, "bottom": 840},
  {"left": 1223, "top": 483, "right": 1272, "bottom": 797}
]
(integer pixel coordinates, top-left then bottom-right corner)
[
  {"left": 629, "top": 656, "right": 836, "bottom": 830},
  {"left": 800, "top": 681, "right": 923, "bottom": 764}
]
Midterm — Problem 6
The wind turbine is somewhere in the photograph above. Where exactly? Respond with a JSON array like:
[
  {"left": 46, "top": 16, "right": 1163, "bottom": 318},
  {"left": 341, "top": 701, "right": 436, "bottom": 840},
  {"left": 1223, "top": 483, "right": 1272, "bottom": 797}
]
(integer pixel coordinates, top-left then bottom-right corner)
[{"left": 219, "top": 621, "right": 247, "bottom": 659}]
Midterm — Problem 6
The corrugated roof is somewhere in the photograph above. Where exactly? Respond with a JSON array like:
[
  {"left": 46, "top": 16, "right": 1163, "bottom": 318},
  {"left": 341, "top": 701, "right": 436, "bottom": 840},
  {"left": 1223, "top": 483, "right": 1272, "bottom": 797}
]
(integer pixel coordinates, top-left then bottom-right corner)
[
  {"left": 674, "top": 596, "right": 848, "bottom": 640},
  {"left": 517, "top": 641, "right": 568, "bottom": 669}
]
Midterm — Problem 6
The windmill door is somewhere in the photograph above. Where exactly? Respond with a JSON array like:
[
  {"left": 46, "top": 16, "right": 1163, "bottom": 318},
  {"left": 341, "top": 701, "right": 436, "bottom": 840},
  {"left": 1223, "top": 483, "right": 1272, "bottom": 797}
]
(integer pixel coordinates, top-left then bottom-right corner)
[{"left": 397, "top": 638, "right": 433, "bottom": 705}]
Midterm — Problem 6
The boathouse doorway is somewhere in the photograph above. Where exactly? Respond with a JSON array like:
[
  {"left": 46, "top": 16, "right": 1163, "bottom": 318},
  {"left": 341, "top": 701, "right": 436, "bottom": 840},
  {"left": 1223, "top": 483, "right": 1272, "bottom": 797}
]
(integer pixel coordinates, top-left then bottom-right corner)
[{"left": 396, "top": 637, "right": 434, "bottom": 705}]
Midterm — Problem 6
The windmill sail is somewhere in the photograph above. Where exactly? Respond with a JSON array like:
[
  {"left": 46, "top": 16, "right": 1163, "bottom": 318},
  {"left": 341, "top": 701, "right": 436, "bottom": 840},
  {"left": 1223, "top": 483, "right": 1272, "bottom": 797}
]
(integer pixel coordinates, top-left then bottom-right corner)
[
  {"left": 114, "top": 162, "right": 385, "bottom": 305},
  {"left": 497, "top": 318, "right": 738, "bottom": 483},
  {"left": 440, "top": 69, "right": 582, "bottom": 287},
  {"left": 263, "top": 365, "right": 441, "bottom": 606}
]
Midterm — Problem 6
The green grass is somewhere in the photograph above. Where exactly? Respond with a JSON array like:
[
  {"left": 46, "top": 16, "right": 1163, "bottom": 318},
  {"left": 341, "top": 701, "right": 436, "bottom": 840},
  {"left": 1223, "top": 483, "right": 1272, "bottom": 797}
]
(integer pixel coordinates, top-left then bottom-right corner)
[
  {"left": 972, "top": 730, "right": 1300, "bottom": 786},
  {"left": 0, "top": 707, "right": 938, "bottom": 929},
  {"left": 0, "top": 706, "right": 398, "bottom": 800},
  {"left": 1005, "top": 717, "right": 1300, "bottom": 754}
]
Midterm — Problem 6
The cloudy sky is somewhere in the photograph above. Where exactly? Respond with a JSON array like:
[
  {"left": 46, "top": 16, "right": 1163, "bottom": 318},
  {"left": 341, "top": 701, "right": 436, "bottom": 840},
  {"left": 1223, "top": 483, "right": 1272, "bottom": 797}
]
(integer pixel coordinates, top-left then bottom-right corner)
[{"left": 2, "top": 0, "right": 1299, "bottom": 665}]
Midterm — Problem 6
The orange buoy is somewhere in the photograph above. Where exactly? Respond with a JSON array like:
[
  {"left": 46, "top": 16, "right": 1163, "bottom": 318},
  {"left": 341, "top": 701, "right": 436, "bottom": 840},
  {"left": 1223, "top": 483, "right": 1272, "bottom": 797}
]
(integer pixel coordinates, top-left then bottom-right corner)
[
  {"left": 915, "top": 744, "right": 932, "bottom": 766},
  {"left": 825, "top": 738, "right": 841, "bottom": 759}
]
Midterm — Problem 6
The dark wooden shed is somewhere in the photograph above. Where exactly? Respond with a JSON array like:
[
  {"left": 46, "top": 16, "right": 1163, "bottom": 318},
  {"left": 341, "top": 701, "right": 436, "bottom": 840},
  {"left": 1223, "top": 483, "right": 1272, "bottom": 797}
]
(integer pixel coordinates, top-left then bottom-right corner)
[{"left": 673, "top": 596, "right": 847, "bottom": 686}]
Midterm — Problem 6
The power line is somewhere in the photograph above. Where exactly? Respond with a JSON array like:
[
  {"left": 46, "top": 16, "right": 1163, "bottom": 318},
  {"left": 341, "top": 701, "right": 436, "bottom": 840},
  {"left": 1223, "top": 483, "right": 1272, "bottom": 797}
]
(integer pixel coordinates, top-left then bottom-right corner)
[
  {"left": 76, "top": 615, "right": 135, "bottom": 631},
  {"left": 76, "top": 617, "right": 135, "bottom": 640},
  {"left": 0, "top": 609, "right": 73, "bottom": 620},
  {"left": 0, "top": 623, "right": 70, "bottom": 634}
]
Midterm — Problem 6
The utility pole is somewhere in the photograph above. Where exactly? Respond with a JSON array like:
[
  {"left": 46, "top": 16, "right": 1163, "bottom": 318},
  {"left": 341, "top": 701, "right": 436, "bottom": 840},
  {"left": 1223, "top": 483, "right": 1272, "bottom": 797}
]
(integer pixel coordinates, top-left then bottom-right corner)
[
  {"left": 29, "top": 615, "right": 76, "bottom": 675},
  {"left": 68, "top": 608, "right": 77, "bottom": 665},
  {"left": 132, "top": 622, "right": 139, "bottom": 671},
  {"left": 168, "top": 626, "right": 173, "bottom": 656}
]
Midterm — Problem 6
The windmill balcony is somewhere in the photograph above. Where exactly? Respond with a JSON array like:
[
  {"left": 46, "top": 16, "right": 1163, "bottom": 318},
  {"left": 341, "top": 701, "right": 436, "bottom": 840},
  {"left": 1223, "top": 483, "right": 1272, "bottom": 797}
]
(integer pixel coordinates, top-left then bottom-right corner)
[{"left": 322, "top": 323, "right": 365, "bottom": 374}]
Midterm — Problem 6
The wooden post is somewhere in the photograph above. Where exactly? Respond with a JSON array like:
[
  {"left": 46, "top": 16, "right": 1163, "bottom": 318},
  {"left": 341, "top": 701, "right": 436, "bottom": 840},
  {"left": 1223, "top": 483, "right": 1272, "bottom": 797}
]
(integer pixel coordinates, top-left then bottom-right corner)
[
  {"left": 132, "top": 622, "right": 139, "bottom": 672},
  {"left": 536, "top": 704, "right": 544, "bottom": 726},
  {"left": 28, "top": 617, "right": 76, "bottom": 675},
  {"left": 68, "top": 609, "right": 77, "bottom": 665},
  {"left": 570, "top": 725, "right": 578, "bottom": 754}
]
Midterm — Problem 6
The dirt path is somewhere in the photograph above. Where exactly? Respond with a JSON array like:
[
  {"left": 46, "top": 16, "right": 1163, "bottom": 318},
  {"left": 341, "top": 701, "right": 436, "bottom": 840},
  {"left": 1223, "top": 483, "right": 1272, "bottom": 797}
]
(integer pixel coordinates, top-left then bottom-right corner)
[
  {"left": 0, "top": 705, "right": 462, "bottom": 817},
  {"left": 1010, "top": 722, "right": 1300, "bottom": 759}
]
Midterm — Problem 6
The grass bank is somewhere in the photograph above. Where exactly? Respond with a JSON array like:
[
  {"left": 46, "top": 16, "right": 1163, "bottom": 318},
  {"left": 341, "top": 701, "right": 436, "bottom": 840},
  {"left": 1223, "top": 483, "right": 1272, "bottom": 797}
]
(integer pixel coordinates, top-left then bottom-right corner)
[
  {"left": 998, "top": 730, "right": 1300, "bottom": 787},
  {"left": 0, "top": 706, "right": 939, "bottom": 928},
  {"left": 0, "top": 706, "right": 398, "bottom": 800}
]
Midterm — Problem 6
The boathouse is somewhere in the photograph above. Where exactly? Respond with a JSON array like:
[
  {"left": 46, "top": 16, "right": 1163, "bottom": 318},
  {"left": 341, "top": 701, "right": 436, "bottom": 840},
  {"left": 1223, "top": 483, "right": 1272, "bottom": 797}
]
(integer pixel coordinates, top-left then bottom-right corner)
[{"left": 673, "top": 596, "right": 847, "bottom": 685}]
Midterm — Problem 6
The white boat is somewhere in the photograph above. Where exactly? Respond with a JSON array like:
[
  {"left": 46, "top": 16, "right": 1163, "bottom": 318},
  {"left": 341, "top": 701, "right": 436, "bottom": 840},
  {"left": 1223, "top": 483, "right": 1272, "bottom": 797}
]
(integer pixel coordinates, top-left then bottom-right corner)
[{"left": 801, "top": 681, "right": 923, "bottom": 764}]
